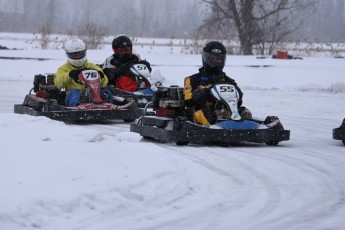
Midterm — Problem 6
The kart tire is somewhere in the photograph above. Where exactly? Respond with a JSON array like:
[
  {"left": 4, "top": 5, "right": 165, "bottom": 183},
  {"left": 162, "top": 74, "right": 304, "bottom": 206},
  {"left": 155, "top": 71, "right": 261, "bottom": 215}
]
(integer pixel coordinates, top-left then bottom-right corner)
[
  {"left": 124, "top": 119, "right": 135, "bottom": 122},
  {"left": 217, "top": 142, "right": 232, "bottom": 147},
  {"left": 342, "top": 140, "right": 345, "bottom": 146},
  {"left": 265, "top": 141, "right": 279, "bottom": 146},
  {"left": 175, "top": 141, "right": 189, "bottom": 146}
]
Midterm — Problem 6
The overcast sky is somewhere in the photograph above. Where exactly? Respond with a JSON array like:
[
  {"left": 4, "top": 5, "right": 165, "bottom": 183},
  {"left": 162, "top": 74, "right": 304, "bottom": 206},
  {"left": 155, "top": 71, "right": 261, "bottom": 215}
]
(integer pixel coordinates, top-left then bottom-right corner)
[{"left": 0, "top": 0, "right": 344, "bottom": 42}]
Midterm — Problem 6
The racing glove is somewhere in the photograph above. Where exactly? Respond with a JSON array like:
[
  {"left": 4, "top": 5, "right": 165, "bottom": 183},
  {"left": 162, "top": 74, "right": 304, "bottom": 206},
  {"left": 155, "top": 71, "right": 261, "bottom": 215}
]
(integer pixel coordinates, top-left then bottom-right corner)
[
  {"left": 192, "top": 88, "right": 210, "bottom": 105},
  {"left": 139, "top": 60, "right": 152, "bottom": 72},
  {"left": 69, "top": 69, "right": 81, "bottom": 81},
  {"left": 98, "top": 71, "right": 105, "bottom": 79}
]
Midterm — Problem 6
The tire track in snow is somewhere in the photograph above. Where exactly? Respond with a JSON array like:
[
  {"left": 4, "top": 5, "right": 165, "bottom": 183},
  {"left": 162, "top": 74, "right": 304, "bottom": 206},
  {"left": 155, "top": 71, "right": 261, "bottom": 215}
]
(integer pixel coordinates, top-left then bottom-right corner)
[
  {"left": 144, "top": 143, "right": 345, "bottom": 230},
  {"left": 250, "top": 149, "right": 345, "bottom": 230},
  {"left": 183, "top": 146, "right": 283, "bottom": 229},
  {"left": 144, "top": 144, "right": 279, "bottom": 230}
]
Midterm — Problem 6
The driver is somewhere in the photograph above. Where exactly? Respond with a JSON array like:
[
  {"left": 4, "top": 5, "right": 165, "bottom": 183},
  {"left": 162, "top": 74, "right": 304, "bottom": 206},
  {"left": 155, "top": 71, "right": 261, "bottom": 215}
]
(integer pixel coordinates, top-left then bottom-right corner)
[
  {"left": 54, "top": 38, "right": 111, "bottom": 106},
  {"left": 183, "top": 41, "right": 252, "bottom": 125},
  {"left": 102, "top": 34, "right": 152, "bottom": 92}
]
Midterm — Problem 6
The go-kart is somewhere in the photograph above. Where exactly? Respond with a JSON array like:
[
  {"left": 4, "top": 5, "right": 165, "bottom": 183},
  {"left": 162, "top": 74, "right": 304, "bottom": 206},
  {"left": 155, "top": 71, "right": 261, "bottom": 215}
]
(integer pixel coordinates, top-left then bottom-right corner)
[
  {"left": 106, "top": 62, "right": 162, "bottom": 108},
  {"left": 130, "top": 84, "right": 290, "bottom": 146},
  {"left": 14, "top": 69, "right": 144, "bottom": 122},
  {"left": 333, "top": 118, "right": 345, "bottom": 145}
]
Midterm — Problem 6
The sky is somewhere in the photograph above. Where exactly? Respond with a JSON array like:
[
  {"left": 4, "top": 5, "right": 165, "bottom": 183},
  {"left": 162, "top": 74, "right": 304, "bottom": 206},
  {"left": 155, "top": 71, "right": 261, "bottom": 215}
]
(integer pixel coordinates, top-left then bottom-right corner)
[
  {"left": 1, "top": 0, "right": 345, "bottom": 42},
  {"left": 0, "top": 33, "right": 345, "bottom": 230}
]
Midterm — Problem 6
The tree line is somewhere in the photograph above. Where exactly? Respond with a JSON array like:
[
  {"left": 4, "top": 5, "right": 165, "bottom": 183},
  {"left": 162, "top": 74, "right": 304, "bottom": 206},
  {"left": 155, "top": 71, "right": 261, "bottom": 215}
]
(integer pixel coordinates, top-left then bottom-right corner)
[{"left": 1, "top": 0, "right": 344, "bottom": 55}]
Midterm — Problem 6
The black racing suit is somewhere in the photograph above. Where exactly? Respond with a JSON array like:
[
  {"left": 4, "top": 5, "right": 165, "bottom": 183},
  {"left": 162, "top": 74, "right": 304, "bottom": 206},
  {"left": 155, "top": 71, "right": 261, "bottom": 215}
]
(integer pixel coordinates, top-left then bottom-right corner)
[
  {"left": 102, "top": 54, "right": 141, "bottom": 86},
  {"left": 184, "top": 67, "right": 244, "bottom": 125}
]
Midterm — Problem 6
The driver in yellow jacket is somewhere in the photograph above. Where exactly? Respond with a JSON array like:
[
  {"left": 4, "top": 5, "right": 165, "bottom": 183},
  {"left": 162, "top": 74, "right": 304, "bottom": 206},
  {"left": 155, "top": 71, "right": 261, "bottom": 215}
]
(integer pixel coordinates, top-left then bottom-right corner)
[{"left": 54, "top": 38, "right": 111, "bottom": 106}]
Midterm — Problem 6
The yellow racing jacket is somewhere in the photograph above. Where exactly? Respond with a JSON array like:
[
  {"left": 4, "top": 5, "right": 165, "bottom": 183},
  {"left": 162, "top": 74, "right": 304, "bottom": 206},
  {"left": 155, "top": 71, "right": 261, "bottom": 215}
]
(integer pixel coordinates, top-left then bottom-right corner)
[{"left": 54, "top": 60, "right": 108, "bottom": 95}]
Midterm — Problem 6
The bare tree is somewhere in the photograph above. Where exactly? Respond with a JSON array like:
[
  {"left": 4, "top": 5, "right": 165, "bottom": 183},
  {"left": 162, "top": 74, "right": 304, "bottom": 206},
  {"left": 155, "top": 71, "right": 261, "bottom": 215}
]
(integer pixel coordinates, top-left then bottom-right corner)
[
  {"left": 200, "top": 0, "right": 319, "bottom": 55},
  {"left": 37, "top": 24, "right": 52, "bottom": 49},
  {"left": 78, "top": 22, "right": 105, "bottom": 49}
]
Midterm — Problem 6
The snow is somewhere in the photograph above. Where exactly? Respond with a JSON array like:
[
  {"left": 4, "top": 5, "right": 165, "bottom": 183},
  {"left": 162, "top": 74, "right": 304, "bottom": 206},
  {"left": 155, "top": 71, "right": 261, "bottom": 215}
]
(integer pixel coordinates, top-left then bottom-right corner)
[{"left": 1, "top": 34, "right": 345, "bottom": 230}]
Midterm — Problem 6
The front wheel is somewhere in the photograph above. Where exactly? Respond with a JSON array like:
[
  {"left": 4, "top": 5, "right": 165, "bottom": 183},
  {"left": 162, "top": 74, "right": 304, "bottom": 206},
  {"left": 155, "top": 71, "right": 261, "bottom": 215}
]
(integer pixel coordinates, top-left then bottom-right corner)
[
  {"left": 217, "top": 142, "right": 232, "bottom": 147},
  {"left": 123, "top": 119, "right": 135, "bottom": 122},
  {"left": 265, "top": 141, "right": 279, "bottom": 146},
  {"left": 175, "top": 141, "right": 189, "bottom": 146}
]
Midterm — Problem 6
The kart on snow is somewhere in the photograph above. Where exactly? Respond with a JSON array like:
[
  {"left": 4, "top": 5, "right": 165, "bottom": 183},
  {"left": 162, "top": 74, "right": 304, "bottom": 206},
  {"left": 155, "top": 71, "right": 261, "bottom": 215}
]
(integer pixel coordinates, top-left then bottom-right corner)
[
  {"left": 14, "top": 69, "right": 144, "bottom": 122},
  {"left": 333, "top": 118, "right": 345, "bottom": 145},
  {"left": 105, "top": 62, "right": 162, "bottom": 108},
  {"left": 130, "top": 84, "right": 290, "bottom": 146}
]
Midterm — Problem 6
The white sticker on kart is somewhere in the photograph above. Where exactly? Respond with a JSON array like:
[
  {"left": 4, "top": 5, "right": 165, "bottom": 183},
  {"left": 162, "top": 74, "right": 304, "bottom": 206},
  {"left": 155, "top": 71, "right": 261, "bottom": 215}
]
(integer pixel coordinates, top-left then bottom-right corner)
[
  {"left": 82, "top": 70, "right": 99, "bottom": 81},
  {"left": 215, "top": 84, "right": 237, "bottom": 99}
]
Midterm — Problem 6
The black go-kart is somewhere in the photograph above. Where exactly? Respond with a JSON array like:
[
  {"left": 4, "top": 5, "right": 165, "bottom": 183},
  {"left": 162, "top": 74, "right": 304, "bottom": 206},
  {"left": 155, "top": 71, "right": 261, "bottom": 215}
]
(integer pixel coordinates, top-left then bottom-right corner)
[
  {"left": 333, "top": 118, "right": 345, "bottom": 145},
  {"left": 130, "top": 84, "right": 290, "bottom": 146},
  {"left": 14, "top": 69, "right": 144, "bottom": 122}
]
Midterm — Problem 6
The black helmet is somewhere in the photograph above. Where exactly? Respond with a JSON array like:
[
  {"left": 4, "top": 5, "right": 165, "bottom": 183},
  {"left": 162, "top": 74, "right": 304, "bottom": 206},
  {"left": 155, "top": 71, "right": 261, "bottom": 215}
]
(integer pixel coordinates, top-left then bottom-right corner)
[
  {"left": 202, "top": 41, "right": 226, "bottom": 73},
  {"left": 112, "top": 35, "right": 133, "bottom": 61}
]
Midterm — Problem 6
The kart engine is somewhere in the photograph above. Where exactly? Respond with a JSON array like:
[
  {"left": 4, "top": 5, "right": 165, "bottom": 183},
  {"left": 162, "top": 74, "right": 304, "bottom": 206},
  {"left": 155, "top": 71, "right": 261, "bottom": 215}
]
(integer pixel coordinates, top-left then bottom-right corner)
[
  {"left": 153, "top": 86, "right": 185, "bottom": 118},
  {"left": 33, "top": 74, "right": 56, "bottom": 92}
]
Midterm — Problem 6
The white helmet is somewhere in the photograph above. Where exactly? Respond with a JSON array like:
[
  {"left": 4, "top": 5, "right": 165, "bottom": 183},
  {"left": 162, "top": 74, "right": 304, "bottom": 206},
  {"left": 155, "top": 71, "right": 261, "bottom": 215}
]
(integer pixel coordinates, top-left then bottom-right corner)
[{"left": 64, "top": 39, "right": 87, "bottom": 67}]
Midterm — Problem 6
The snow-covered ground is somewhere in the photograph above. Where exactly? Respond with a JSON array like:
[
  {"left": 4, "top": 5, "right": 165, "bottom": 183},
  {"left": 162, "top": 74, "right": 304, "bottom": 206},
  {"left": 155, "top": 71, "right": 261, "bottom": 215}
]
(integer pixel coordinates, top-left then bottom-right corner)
[{"left": 1, "top": 34, "right": 345, "bottom": 230}]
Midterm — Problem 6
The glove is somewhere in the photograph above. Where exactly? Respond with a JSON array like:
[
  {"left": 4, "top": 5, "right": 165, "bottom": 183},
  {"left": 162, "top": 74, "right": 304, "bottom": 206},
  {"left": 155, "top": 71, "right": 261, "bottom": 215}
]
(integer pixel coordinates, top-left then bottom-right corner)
[
  {"left": 69, "top": 69, "right": 81, "bottom": 81},
  {"left": 192, "top": 88, "right": 210, "bottom": 104},
  {"left": 98, "top": 71, "right": 105, "bottom": 79},
  {"left": 139, "top": 60, "right": 152, "bottom": 72}
]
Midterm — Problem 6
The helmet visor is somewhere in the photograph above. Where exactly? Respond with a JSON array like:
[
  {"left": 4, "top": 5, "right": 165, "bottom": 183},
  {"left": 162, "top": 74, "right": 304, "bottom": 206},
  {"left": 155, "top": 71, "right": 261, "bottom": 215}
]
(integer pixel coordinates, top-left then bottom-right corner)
[
  {"left": 202, "top": 50, "right": 226, "bottom": 67},
  {"left": 67, "top": 50, "right": 86, "bottom": 60},
  {"left": 113, "top": 45, "right": 132, "bottom": 56}
]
